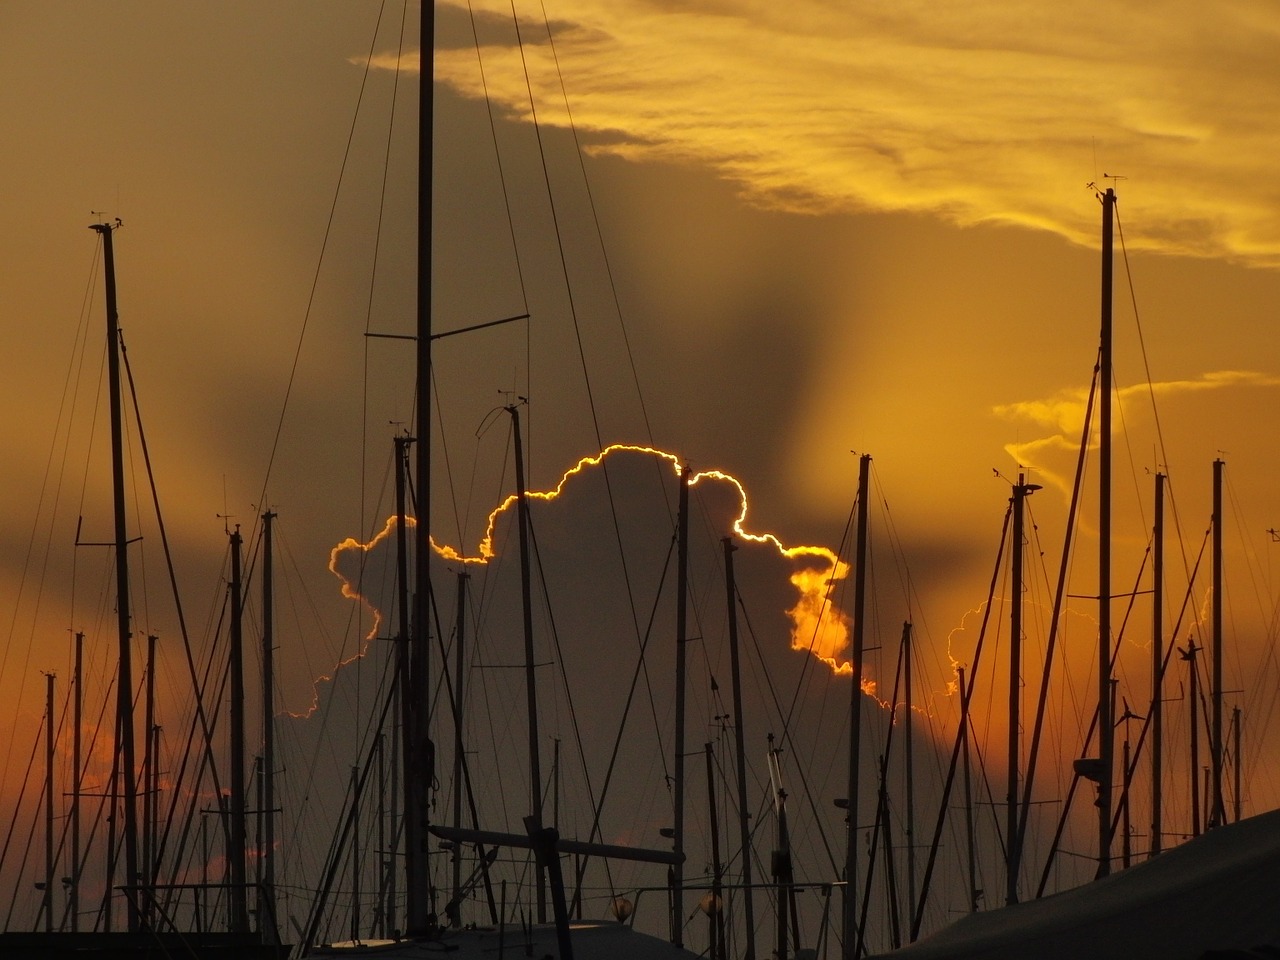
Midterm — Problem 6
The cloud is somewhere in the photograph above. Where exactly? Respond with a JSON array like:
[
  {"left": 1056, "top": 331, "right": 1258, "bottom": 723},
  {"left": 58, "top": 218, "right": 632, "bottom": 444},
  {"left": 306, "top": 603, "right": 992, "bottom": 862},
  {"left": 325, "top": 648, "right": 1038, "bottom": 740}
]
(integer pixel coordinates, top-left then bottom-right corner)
[
  {"left": 994, "top": 369, "right": 1280, "bottom": 493},
  {"left": 372, "top": 0, "right": 1280, "bottom": 264},
  {"left": 357, "top": 50, "right": 420, "bottom": 73},
  {"left": 328, "top": 444, "right": 862, "bottom": 677},
  {"left": 996, "top": 369, "right": 1280, "bottom": 433}
]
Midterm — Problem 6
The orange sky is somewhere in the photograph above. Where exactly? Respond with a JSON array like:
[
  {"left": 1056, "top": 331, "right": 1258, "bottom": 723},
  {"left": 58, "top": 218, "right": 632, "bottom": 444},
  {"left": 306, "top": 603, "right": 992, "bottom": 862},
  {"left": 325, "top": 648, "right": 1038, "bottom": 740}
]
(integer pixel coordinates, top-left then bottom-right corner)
[{"left": 3, "top": 0, "right": 1280, "bottom": 944}]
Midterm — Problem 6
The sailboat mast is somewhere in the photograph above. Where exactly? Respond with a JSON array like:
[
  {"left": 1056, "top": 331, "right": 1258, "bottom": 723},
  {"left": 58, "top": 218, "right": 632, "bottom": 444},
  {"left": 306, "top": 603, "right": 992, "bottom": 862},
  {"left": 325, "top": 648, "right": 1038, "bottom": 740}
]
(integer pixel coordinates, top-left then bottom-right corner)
[
  {"left": 1097, "top": 187, "right": 1115, "bottom": 878},
  {"left": 704, "top": 742, "right": 727, "bottom": 960},
  {"left": 1151, "top": 472, "right": 1165, "bottom": 856},
  {"left": 672, "top": 462, "right": 691, "bottom": 946},
  {"left": 44, "top": 672, "right": 55, "bottom": 933},
  {"left": 1183, "top": 640, "right": 1202, "bottom": 836},
  {"left": 843, "top": 452, "right": 871, "bottom": 960},
  {"left": 1007, "top": 475, "right": 1037, "bottom": 903},
  {"left": 407, "top": 0, "right": 437, "bottom": 937},
  {"left": 394, "top": 435, "right": 412, "bottom": 937},
  {"left": 904, "top": 619, "right": 916, "bottom": 931},
  {"left": 71, "top": 631, "right": 83, "bottom": 932},
  {"left": 1233, "top": 706, "right": 1242, "bottom": 822},
  {"left": 452, "top": 570, "right": 468, "bottom": 919},
  {"left": 1210, "top": 458, "right": 1225, "bottom": 828},
  {"left": 958, "top": 666, "right": 978, "bottom": 913},
  {"left": 142, "top": 633, "right": 157, "bottom": 926},
  {"left": 261, "top": 509, "right": 278, "bottom": 937},
  {"left": 91, "top": 220, "right": 142, "bottom": 932},
  {"left": 509, "top": 404, "right": 547, "bottom": 922},
  {"left": 722, "top": 536, "right": 756, "bottom": 960},
  {"left": 229, "top": 526, "right": 249, "bottom": 933}
]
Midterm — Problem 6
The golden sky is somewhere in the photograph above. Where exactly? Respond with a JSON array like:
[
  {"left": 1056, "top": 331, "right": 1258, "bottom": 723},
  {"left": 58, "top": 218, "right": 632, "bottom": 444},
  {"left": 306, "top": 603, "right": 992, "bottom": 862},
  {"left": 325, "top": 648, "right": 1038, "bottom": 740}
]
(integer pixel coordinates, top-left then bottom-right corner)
[
  {"left": 433, "top": 0, "right": 1280, "bottom": 261},
  {"left": 3, "top": 0, "right": 1280, "bottom": 940}
]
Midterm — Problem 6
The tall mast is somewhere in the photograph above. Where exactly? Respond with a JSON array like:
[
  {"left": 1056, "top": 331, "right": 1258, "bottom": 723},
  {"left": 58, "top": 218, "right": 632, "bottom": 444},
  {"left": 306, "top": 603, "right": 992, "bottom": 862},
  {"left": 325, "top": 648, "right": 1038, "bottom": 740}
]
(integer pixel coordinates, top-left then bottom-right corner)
[
  {"left": 770, "top": 737, "right": 793, "bottom": 960},
  {"left": 704, "top": 742, "right": 727, "bottom": 960},
  {"left": 407, "top": 0, "right": 437, "bottom": 935},
  {"left": 1150, "top": 472, "right": 1165, "bottom": 856},
  {"left": 452, "top": 570, "right": 469, "bottom": 920},
  {"left": 1097, "top": 187, "right": 1115, "bottom": 878},
  {"left": 351, "top": 765, "right": 362, "bottom": 941},
  {"left": 44, "top": 672, "right": 55, "bottom": 933},
  {"left": 904, "top": 619, "right": 916, "bottom": 932},
  {"left": 1232, "top": 706, "right": 1242, "bottom": 822},
  {"left": 672, "top": 462, "right": 691, "bottom": 946},
  {"left": 255, "top": 755, "right": 265, "bottom": 931},
  {"left": 71, "top": 631, "right": 83, "bottom": 932},
  {"left": 228, "top": 526, "right": 249, "bottom": 933},
  {"left": 1007, "top": 475, "right": 1037, "bottom": 904},
  {"left": 394, "top": 435, "right": 412, "bottom": 937},
  {"left": 261, "top": 509, "right": 278, "bottom": 938},
  {"left": 509, "top": 404, "right": 546, "bottom": 922},
  {"left": 1182, "top": 640, "right": 1201, "bottom": 837},
  {"left": 149, "top": 722, "right": 160, "bottom": 917},
  {"left": 958, "top": 666, "right": 978, "bottom": 913},
  {"left": 376, "top": 734, "right": 387, "bottom": 938},
  {"left": 1210, "top": 458, "right": 1225, "bottom": 828},
  {"left": 90, "top": 220, "right": 141, "bottom": 932},
  {"left": 722, "top": 537, "right": 756, "bottom": 960},
  {"left": 142, "top": 632, "right": 157, "bottom": 925},
  {"left": 843, "top": 453, "right": 871, "bottom": 960}
]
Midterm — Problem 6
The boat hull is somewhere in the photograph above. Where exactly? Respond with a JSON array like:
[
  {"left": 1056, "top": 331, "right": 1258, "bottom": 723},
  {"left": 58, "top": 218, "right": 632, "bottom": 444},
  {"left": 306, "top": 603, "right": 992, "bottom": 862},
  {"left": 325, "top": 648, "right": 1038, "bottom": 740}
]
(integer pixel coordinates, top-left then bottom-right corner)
[
  {"left": 0, "top": 930, "right": 289, "bottom": 959},
  {"left": 313, "top": 921, "right": 699, "bottom": 960},
  {"left": 869, "top": 808, "right": 1280, "bottom": 960}
]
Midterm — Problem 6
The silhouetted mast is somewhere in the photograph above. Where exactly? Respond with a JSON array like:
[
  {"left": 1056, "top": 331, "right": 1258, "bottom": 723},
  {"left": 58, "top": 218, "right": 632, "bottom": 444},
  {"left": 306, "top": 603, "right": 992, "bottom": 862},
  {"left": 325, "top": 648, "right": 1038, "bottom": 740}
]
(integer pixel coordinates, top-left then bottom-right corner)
[
  {"left": 407, "top": 0, "right": 437, "bottom": 936},
  {"left": 672, "top": 462, "right": 691, "bottom": 946},
  {"left": 958, "top": 666, "right": 978, "bottom": 914},
  {"left": 394, "top": 435, "right": 412, "bottom": 935},
  {"left": 722, "top": 536, "right": 756, "bottom": 960},
  {"left": 1232, "top": 706, "right": 1242, "bottom": 822},
  {"left": 1210, "top": 458, "right": 1226, "bottom": 828},
  {"left": 508, "top": 404, "right": 546, "bottom": 922},
  {"left": 904, "top": 618, "right": 917, "bottom": 932},
  {"left": 1097, "top": 187, "right": 1116, "bottom": 878},
  {"left": 71, "top": 632, "right": 84, "bottom": 932},
  {"left": 142, "top": 633, "right": 157, "bottom": 925},
  {"left": 261, "top": 510, "right": 278, "bottom": 939},
  {"left": 90, "top": 220, "right": 142, "bottom": 932},
  {"left": 843, "top": 452, "right": 871, "bottom": 960},
  {"left": 704, "top": 742, "right": 727, "bottom": 960},
  {"left": 44, "top": 672, "right": 55, "bottom": 933},
  {"left": 452, "top": 570, "right": 469, "bottom": 918},
  {"left": 1151, "top": 472, "right": 1165, "bottom": 856},
  {"left": 770, "top": 736, "right": 795, "bottom": 960},
  {"left": 1182, "top": 640, "right": 1201, "bottom": 836},
  {"left": 1007, "top": 475, "right": 1038, "bottom": 903},
  {"left": 229, "top": 527, "right": 249, "bottom": 933}
]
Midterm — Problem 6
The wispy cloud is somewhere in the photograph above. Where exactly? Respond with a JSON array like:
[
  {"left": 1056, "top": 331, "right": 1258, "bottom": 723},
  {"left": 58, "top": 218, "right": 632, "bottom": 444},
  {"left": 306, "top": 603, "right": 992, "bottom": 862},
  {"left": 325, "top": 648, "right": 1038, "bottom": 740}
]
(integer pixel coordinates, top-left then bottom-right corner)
[
  {"left": 996, "top": 370, "right": 1280, "bottom": 491},
  {"left": 996, "top": 370, "right": 1280, "bottom": 433},
  {"left": 357, "top": 50, "right": 420, "bottom": 73},
  {"left": 382, "top": 0, "right": 1280, "bottom": 264}
]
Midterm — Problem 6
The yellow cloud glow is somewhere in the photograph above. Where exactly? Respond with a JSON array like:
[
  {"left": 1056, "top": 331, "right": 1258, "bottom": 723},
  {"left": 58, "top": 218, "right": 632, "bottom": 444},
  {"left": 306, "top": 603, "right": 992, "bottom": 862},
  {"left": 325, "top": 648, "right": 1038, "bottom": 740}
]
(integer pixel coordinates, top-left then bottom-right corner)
[{"left": 349, "top": 1, "right": 1280, "bottom": 263}]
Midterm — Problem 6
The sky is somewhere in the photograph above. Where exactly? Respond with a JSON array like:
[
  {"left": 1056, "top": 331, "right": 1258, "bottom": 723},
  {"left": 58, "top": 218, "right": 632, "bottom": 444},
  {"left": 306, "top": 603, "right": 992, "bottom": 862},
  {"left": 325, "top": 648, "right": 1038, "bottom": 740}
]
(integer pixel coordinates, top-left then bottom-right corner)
[{"left": 3, "top": 0, "right": 1280, "bottom": 948}]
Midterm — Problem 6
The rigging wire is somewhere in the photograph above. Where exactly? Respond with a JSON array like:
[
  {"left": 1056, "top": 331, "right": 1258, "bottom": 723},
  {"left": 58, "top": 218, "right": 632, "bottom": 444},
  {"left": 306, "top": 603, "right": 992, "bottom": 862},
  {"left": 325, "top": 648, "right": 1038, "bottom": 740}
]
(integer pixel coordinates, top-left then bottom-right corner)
[
  {"left": 0, "top": 238, "right": 104, "bottom": 806},
  {"left": 1222, "top": 471, "right": 1280, "bottom": 803},
  {"left": 250, "top": 0, "right": 392, "bottom": 525},
  {"left": 502, "top": 3, "right": 681, "bottom": 816},
  {"left": 536, "top": 0, "right": 661, "bottom": 449}
]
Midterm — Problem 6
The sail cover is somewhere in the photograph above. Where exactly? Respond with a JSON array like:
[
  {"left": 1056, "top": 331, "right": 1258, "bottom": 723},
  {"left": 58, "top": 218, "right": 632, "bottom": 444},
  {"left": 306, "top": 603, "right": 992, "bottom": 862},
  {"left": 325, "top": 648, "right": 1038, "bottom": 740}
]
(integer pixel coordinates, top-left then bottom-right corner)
[{"left": 870, "top": 807, "right": 1280, "bottom": 960}]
